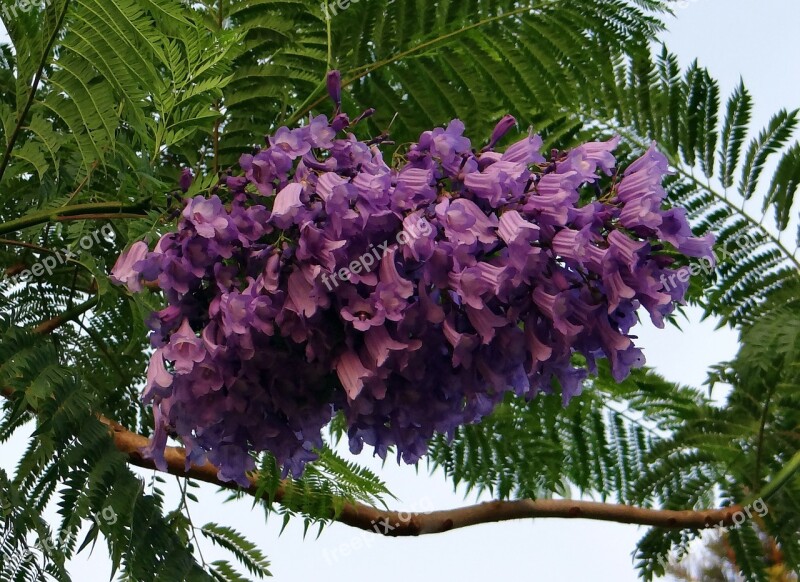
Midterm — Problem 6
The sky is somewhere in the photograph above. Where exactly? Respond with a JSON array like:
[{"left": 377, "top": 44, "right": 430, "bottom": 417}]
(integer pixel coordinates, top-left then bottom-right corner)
[{"left": 1, "top": 1, "right": 799, "bottom": 580}]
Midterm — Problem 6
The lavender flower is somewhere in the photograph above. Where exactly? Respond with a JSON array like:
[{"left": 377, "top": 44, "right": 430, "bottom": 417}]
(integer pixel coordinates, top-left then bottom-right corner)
[{"left": 112, "top": 106, "right": 714, "bottom": 486}]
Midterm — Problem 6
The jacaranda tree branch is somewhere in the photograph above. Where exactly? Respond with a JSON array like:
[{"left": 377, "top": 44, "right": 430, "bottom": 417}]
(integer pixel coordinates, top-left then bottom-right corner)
[
  {"left": 103, "top": 415, "right": 747, "bottom": 534},
  {"left": 0, "top": 201, "right": 150, "bottom": 236}
]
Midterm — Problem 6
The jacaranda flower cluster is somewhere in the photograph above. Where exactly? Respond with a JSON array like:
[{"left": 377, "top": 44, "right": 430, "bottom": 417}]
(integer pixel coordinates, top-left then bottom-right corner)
[{"left": 111, "top": 74, "right": 713, "bottom": 486}]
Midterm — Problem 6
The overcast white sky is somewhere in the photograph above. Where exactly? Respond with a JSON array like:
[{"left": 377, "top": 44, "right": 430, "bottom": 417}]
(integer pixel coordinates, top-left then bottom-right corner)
[{"left": 2, "top": 1, "right": 799, "bottom": 580}]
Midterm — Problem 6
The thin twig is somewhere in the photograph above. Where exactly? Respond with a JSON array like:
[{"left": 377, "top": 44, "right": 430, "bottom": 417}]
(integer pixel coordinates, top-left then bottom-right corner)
[
  {"left": 54, "top": 213, "right": 145, "bottom": 222},
  {"left": 0, "top": 238, "right": 60, "bottom": 255},
  {"left": 754, "top": 382, "right": 778, "bottom": 488},
  {"left": 0, "top": 201, "right": 149, "bottom": 236},
  {"left": 33, "top": 296, "right": 99, "bottom": 335},
  {"left": 65, "top": 160, "right": 100, "bottom": 205},
  {"left": 177, "top": 477, "right": 207, "bottom": 567}
]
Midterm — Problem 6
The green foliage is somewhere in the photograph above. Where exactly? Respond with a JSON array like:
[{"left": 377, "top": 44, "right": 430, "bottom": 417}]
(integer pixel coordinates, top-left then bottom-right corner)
[
  {"left": 430, "top": 307, "right": 800, "bottom": 580},
  {"left": 429, "top": 365, "right": 705, "bottom": 502},
  {"left": 174, "top": 0, "right": 673, "bottom": 169},
  {"left": 321, "top": 0, "right": 666, "bottom": 147},
  {"left": 0, "top": 468, "right": 66, "bottom": 581},
  {"left": 0, "top": 0, "right": 798, "bottom": 580},
  {"left": 582, "top": 44, "right": 800, "bottom": 326},
  {"left": 0, "top": 323, "right": 207, "bottom": 580},
  {"left": 245, "top": 445, "right": 392, "bottom": 539},
  {"left": 201, "top": 524, "right": 271, "bottom": 581}
]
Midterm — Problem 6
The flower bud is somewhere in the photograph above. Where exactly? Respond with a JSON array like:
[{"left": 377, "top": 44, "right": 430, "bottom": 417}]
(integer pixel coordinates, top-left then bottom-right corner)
[
  {"left": 327, "top": 70, "right": 341, "bottom": 108},
  {"left": 179, "top": 168, "right": 194, "bottom": 193},
  {"left": 486, "top": 114, "right": 516, "bottom": 150}
]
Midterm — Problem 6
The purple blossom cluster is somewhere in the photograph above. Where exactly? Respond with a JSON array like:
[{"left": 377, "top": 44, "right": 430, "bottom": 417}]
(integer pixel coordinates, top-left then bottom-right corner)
[{"left": 112, "top": 82, "right": 713, "bottom": 486}]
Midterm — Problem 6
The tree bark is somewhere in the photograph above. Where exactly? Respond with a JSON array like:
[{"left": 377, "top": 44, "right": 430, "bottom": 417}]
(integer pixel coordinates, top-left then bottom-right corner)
[{"left": 103, "top": 415, "right": 746, "bottom": 535}]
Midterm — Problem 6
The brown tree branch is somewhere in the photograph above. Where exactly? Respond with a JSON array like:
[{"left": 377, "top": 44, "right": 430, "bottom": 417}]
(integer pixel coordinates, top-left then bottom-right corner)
[
  {"left": 0, "top": 239, "right": 59, "bottom": 254},
  {"left": 0, "top": 318, "right": 753, "bottom": 536},
  {"left": 33, "top": 295, "right": 99, "bottom": 334},
  {"left": 0, "top": 382, "right": 748, "bottom": 533},
  {"left": 0, "top": 201, "right": 150, "bottom": 236},
  {"left": 53, "top": 213, "right": 147, "bottom": 223},
  {"left": 3, "top": 263, "right": 26, "bottom": 277},
  {"left": 101, "top": 415, "right": 745, "bottom": 534},
  {"left": 0, "top": 312, "right": 748, "bottom": 538}
]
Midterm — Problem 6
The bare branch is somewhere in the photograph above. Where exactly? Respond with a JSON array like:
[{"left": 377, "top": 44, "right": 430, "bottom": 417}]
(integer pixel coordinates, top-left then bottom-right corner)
[
  {"left": 33, "top": 296, "right": 99, "bottom": 334},
  {"left": 0, "top": 377, "right": 752, "bottom": 535},
  {"left": 101, "top": 415, "right": 746, "bottom": 534}
]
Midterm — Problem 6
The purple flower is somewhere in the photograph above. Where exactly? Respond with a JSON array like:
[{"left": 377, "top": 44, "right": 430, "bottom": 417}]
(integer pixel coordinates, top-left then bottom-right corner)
[
  {"left": 532, "top": 287, "right": 584, "bottom": 337},
  {"left": 286, "top": 268, "right": 328, "bottom": 318},
  {"left": 331, "top": 134, "right": 372, "bottom": 169},
  {"left": 269, "top": 126, "right": 312, "bottom": 159},
  {"left": 143, "top": 348, "right": 173, "bottom": 402},
  {"left": 375, "top": 249, "right": 414, "bottom": 321},
  {"left": 297, "top": 222, "right": 346, "bottom": 272},
  {"left": 209, "top": 445, "right": 255, "bottom": 488},
  {"left": 498, "top": 210, "right": 539, "bottom": 245},
  {"left": 437, "top": 198, "right": 498, "bottom": 247},
  {"left": 522, "top": 173, "right": 578, "bottom": 226},
  {"left": 502, "top": 132, "right": 545, "bottom": 165},
  {"left": 219, "top": 291, "right": 251, "bottom": 336},
  {"left": 486, "top": 114, "right": 517, "bottom": 150},
  {"left": 271, "top": 182, "right": 305, "bottom": 228},
  {"left": 393, "top": 166, "right": 435, "bottom": 209},
  {"left": 364, "top": 326, "right": 408, "bottom": 366},
  {"left": 110, "top": 241, "right": 149, "bottom": 292},
  {"left": 657, "top": 208, "right": 716, "bottom": 259},
  {"left": 111, "top": 112, "right": 707, "bottom": 485},
  {"left": 624, "top": 142, "right": 671, "bottom": 177},
  {"left": 190, "top": 356, "right": 226, "bottom": 396},
  {"left": 340, "top": 289, "right": 385, "bottom": 331},
  {"left": 164, "top": 318, "right": 205, "bottom": 374},
  {"left": 419, "top": 119, "right": 471, "bottom": 164},
  {"left": 607, "top": 230, "right": 647, "bottom": 270},
  {"left": 142, "top": 405, "right": 169, "bottom": 472},
  {"left": 558, "top": 136, "right": 620, "bottom": 181},
  {"left": 308, "top": 114, "right": 336, "bottom": 149},
  {"left": 335, "top": 350, "right": 372, "bottom": 400},
  {"left": 465, "top": 305, "right": 508, "bottom": 344},
  {"left": 464, "top": 161, "right": 529, "bottom": 207},
  {"left": 551, "top": 227, "right": 595, "bottom": 263},
  {"left": 157, "top": 254, "right": 196, "bottom": 295},
  {"left": 182, "top": 236, "right": 216, "bottom": 277},
  {"left": 183, "top": 195, "right": 230, "bottom": 239},
  {"left": 616, "top": 145, "right": 670, "bottom": 207},
  {"left": 229, "top": 202, "right": 269, "bottom": 246},
  {"left": 240, "top": 148, "right": 292, "bottom": 196},
  {"left": 619, "top": 193, "right": 664, "bottom": 230},
  {"left": 450, "top": 263, "right": 506, "bottom": 309},
  {"left": 609, "top": 344, "right": 646, "bottom": 382}
]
